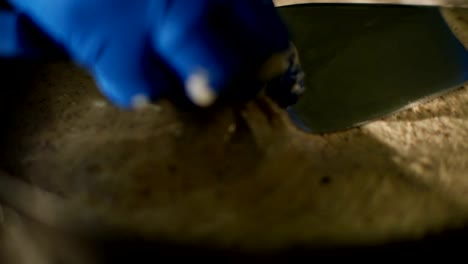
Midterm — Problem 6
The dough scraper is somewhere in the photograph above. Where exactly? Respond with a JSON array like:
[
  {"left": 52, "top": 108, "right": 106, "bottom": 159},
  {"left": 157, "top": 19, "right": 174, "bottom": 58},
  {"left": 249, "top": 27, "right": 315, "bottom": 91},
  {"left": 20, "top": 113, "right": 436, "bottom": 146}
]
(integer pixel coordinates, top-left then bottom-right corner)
[{"left": 275, "top": 2, "right": 468, "bottom": 133}]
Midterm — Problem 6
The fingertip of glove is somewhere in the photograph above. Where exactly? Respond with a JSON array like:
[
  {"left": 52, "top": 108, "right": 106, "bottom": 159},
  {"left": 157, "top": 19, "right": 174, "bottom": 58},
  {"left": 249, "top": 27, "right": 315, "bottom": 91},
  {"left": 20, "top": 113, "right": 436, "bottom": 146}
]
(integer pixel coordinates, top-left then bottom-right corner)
[
  {"left": 185, "top": 68, "right": 218, "bottom": 108},
  {"left": 93, "top": 75, "right": 159, "bottom": 110},
  {"left": 130, "top": 93, "right": 153, "bottom": 109},
  {"left": 102, "top": 92, "right": 157, "bottom": 110}
]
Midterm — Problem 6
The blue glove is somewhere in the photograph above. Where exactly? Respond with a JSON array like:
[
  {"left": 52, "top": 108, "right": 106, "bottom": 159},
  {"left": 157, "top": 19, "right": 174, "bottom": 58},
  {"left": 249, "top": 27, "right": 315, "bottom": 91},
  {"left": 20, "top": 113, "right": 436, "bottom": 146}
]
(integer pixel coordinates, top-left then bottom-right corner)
[{"left": 0, "top": 0, "right": 304, "bottom": 109}]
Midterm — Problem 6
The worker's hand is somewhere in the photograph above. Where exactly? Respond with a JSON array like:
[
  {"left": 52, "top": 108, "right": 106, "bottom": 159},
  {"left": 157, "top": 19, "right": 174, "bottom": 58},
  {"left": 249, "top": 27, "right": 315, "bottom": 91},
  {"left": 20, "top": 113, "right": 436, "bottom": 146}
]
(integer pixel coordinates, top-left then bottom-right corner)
[{"left": 0, "top": 0, "right": 304, "bottom": 109}]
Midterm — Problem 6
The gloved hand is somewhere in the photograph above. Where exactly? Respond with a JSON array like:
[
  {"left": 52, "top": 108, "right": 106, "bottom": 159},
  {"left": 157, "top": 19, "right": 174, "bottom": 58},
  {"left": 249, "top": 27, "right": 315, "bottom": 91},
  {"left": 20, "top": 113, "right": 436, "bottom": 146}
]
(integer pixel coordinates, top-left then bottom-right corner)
[{"left": 0, "top": 0, "right": 304, "bottom": 109}]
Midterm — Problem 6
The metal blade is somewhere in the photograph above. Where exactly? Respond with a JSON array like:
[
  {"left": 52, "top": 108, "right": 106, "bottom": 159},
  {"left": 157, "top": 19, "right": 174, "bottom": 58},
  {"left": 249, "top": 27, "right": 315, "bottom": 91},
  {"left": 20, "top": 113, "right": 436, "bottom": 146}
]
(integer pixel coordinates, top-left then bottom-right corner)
[
  {"left": 275, "top": 0, "right": 468, "bottom": 8},
  {"left": 278, "top": 4, "right": 468, "bottom": 133}
]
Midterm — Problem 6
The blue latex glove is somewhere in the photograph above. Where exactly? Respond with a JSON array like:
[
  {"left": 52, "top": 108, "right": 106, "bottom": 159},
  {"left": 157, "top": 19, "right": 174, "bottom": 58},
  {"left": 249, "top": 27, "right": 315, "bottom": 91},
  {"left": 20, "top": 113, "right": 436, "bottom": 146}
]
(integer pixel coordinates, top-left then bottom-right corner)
[{"left": 0, "top": 0, "right": 304, "bottom": 109}]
